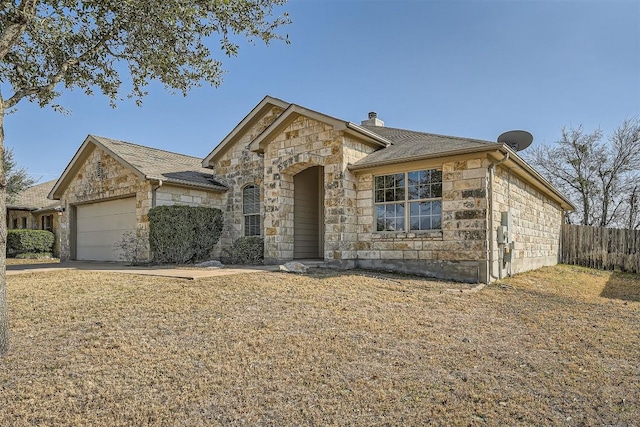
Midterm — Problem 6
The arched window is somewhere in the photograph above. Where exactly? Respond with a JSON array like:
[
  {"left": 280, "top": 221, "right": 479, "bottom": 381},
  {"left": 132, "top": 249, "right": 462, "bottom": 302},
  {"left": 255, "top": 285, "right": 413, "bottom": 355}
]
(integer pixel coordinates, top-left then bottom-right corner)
[{"left": 243, "top": 185, "right": 260, "bottom": 236}]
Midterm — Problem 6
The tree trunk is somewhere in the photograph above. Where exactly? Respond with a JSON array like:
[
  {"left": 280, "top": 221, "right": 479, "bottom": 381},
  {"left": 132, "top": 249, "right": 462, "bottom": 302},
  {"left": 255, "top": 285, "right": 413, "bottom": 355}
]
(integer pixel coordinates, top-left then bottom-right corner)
[
  {"left": 581, "top": 192, "right": 590, "bottom": 226},
  {"left": 0, "top": 104, "right": 8, "bottom": 356}
]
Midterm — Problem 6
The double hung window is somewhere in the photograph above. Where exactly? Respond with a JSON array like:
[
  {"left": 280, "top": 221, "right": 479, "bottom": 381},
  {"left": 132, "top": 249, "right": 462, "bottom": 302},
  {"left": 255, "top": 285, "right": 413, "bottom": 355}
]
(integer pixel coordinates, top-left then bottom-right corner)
[
  {"left": 243, "top": 185, "right": 260, "bottom": 236},
  {"left": 374, "top": 169, "right": 442, "bottom": 232}
]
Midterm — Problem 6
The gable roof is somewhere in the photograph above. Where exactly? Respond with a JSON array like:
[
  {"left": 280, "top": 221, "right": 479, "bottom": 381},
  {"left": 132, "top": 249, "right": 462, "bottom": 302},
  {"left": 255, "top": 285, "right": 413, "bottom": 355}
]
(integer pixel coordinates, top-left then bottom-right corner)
[
  {"left": 248, "top": 103, "right": 391, "bottom": 154},
  {"left": 352, "top": 126, "right": 499, "bottom": 168},
  {"left": 7, "top": 179, "right": 61, "bottom": 212},
  {"left": 202, "top": 95, "right": 391, "bottom": 166},
  {"left": 202, "top": 95, "right": 290, "bottom": 166},
  {"left": 50, "top": 135, "right": 227, "bottom": 200}
]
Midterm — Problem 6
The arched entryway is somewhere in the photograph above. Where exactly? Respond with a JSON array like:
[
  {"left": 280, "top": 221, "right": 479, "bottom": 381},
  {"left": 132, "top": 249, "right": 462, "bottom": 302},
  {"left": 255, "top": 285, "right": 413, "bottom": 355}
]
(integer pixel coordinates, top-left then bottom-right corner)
[{"left": 293, "top": 166, "right": 324, "bottom": 259}]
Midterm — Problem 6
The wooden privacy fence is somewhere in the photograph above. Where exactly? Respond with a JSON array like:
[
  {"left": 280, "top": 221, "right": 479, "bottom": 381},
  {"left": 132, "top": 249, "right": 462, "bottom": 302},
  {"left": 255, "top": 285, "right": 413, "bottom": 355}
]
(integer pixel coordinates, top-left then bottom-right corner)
[{"left": 562, "top": 224, "right": 640, "bottom": 273}]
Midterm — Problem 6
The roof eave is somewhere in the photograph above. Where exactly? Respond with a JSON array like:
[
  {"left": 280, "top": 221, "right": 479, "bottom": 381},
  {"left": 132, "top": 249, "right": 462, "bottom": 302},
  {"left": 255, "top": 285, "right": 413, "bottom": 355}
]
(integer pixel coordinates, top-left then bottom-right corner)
[
  {"left": 6, "top": 206, "right": 35, "bottom": 211},
  {"left": 348, "top": 145, "right": 498, "bottom": 171},
  {"left": 349, "top": 144, "right": 575, "bottom": 212},
  {"left": 146, "top": 176, "right": 228, "bottom": 192},
  {"left": 33, "top": 205, "right": 62, "bottom": 214},
  {"left": 345, "top": 123, "right": 392, "bottom": 148}
]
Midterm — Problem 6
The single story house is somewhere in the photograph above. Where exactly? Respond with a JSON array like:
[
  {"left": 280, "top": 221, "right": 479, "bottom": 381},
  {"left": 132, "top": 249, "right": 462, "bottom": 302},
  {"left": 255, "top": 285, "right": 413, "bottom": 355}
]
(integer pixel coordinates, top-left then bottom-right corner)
[
  {"left": 49, "top": 96, "right": 574, "bottom": 282},
  {"left": 7, "top": 179, "right": 62, "bottom": 256}
]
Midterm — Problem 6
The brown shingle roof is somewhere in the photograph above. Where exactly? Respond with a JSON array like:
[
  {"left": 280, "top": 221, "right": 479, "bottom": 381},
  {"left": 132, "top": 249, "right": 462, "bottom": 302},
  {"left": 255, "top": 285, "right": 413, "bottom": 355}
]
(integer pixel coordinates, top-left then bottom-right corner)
[
  {"left": 90, "top": 136, "right": 227, "bottom": 190},
  {"left": 7, "top": 179, "right": 60, "bottom": 211},
  {"left": 354, "top": 126, "right": 499, "bottom": 167}
]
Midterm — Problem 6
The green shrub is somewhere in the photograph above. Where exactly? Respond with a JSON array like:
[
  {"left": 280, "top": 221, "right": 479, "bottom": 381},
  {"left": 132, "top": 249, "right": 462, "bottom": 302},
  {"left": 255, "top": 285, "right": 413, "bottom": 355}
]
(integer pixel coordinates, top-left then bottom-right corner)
[
  {"left": 15, "top": 252, "right": 53, "bottom": 259},
  {"left": 222, "top": 236, "right": 264, "bottom": 265},
  {"left": 7, "top": 229, "right": 55, "bottom": 256},
  {"left": 148, "top": 205, "right": 223, "bottom": 264}
]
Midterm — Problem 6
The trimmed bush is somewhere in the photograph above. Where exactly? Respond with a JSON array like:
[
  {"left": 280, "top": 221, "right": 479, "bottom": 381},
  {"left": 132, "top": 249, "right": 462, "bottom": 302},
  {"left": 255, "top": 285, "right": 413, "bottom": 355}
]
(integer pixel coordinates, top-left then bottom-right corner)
[
  {"left": 15, "top": 252, "right": 53, "bottom": 259},
  {"left": 222, "top": 236, "right": 264, "bottom": 265},
  {"left": 148, "top": 205, "right": 223, "bottom": 264},
  {"left": 7, "top": 229, "right": 55, "bottom": 256}
]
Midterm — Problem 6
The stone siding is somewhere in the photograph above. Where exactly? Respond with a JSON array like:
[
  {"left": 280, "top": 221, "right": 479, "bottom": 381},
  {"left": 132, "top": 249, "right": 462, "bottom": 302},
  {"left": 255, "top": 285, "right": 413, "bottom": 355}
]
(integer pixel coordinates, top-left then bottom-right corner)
[
  {"left": 355, "top": 156, "right": 489, "bottom": 282},
  {"left": 260, "top": 117, "right": 377, "bottom": 264},
  {"left": 209, "top": 106, "right": 283, "bottom": 254},
  {"left": 491, "top": 165, "right": 562, "bottom": 276},
  {"left": 6, "top": 210, "right": 33, "bottom": 230},
  {"left": 57, "top": 146, "right": 150, "bottom": 260},
  {"left": 155, "top": 186, "right": 223, "bottom": 209}
]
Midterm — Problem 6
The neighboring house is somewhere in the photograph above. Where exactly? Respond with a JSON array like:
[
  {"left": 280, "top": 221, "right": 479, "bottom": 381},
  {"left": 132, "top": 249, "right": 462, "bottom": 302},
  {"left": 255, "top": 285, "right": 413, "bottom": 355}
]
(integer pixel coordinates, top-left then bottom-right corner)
[
  {"left": 49, "top": 96, "right": 574, "bottom": 282},
  {"left": 6, "top": 179, "right": 62, "bottom": 256},
  {"left": 48, "top": 135, "right": 227, "bottom": 261}
]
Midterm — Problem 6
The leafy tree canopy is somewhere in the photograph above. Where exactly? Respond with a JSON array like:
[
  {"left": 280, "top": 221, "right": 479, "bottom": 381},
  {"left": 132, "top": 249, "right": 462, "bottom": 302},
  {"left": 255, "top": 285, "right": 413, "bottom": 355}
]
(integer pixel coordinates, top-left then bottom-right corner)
[{"left": 0, "top": 0, "right": 290, "bottom": 110}]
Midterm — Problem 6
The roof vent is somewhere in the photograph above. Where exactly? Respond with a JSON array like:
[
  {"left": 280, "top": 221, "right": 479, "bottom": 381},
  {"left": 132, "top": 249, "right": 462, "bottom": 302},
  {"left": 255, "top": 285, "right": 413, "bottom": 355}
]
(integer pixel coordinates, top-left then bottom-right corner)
[{"left": 361, "top": 111, "right": 384, "bottom": 127}]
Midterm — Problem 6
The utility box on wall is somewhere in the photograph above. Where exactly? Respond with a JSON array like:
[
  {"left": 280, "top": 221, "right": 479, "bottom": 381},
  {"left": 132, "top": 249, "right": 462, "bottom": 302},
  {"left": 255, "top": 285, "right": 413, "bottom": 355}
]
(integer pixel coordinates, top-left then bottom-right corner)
[
  {"left": 500, "top": 211, "right": 512, "bottom": 235},
  {"left": 497, "top": 225, "right": 509, "bottom": 244}
]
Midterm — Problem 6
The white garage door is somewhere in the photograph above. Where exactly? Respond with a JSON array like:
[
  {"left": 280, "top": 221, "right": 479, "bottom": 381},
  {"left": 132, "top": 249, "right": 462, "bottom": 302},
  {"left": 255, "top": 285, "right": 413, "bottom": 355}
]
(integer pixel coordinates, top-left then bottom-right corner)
[{"left": 76, "top": 198, "right": 137, "bottom": 261}]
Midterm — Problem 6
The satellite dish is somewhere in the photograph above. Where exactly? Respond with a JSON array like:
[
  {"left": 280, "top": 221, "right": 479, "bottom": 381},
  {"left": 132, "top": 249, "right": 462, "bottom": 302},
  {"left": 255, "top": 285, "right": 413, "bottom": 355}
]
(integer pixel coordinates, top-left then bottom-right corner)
[{"left": 497, "top": 130, "right": 533, "bottom": 152}]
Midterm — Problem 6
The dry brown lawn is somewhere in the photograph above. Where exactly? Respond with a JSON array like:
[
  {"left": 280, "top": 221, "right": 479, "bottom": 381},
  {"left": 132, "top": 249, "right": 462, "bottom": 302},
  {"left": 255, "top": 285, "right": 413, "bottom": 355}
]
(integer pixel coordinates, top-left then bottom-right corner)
[{"left": 1, "top": 265, "right": 638, "bottom": 426}]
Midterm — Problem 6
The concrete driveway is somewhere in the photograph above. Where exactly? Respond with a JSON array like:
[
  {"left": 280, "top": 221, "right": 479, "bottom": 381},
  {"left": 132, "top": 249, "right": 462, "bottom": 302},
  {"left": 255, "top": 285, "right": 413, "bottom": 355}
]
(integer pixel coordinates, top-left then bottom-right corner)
[{"left": 6, "top": 261, "right": 279, "bottom": 280}]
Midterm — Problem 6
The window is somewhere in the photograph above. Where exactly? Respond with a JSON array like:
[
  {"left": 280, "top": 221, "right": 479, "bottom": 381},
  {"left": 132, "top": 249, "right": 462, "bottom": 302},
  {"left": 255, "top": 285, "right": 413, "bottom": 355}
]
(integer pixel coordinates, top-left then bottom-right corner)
[
  {"left": 12, "top": 218, "right": 17, "bottom": 229},
  {"left": 21, "top": 217, "right": 27, "bottom": 229},
  {"left": 41, "top": 215, "right": 53, "bottom": 232},
  {"left": 374, "top": 169, "right": 442, "bottom": 232},
  {"left": 243, "top": 185, "right": 260, "bottom": 236}
]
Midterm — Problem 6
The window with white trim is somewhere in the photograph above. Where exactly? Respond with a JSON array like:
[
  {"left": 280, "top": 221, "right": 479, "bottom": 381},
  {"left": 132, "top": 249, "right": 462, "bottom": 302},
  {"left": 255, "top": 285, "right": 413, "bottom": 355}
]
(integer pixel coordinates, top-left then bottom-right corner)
[
  {"left": 374, "top": 169, "right": 442, "bottom": 232},
  {"left": 243, "top": 185, "right": 261, "bottom": 236}
]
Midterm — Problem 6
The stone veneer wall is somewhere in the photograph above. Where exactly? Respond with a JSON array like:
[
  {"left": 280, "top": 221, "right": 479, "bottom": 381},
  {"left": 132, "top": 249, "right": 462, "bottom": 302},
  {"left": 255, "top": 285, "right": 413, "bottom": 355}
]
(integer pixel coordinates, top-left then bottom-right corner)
[
  {"left": 6, "top": 210, "right": 34, "bottom": 229},
  {"left": 355, "top": 156, "right": 490, "bottom": 283},
  {"left": 155, "top": 186, "right": 223, "bottom": 209},
  {"left": 261, "top": 117, "right": 376, "bottom": 264},
  {"left": 209, "top": 106, "right": 283, "bottom": 256},
  {"left": 57, "top": 146, "right": 151, "bottom": 260},
  {"left": 491, "top": 165, "right": 563, "bottom": 276},
  {"left": 332, "top": 135, "right": 379, "bottom": 263}
]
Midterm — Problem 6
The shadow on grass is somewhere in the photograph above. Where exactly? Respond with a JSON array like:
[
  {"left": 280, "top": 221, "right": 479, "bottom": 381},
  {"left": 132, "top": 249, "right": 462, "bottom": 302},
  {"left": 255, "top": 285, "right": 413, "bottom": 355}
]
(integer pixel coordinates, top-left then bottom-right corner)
[{"left": 600, "top": 271, "right": 640, "bottom": 302}]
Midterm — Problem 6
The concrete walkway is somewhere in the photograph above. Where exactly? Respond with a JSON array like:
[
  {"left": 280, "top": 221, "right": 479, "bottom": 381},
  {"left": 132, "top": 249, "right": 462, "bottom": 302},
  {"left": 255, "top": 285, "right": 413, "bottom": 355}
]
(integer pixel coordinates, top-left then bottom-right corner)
[{"left": 6, "top": 261, "right": 280, "bottom": 280}]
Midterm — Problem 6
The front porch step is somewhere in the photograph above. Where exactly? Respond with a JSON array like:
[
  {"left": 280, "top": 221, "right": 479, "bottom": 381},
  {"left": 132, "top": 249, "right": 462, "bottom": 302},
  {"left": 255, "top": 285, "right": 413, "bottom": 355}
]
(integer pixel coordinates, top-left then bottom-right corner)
[{"left": 293, "top": 259, "right": 326, "bottom": 268}]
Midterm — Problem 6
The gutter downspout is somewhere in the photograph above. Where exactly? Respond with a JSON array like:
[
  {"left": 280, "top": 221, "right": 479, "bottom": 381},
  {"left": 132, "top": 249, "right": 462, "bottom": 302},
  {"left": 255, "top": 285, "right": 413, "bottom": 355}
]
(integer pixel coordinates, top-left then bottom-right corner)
[
  {"left": 487, "top": 151, "right": 509, "bottom": 282},
  {"left": 151, "top": 179, "right": 163, "bottom": 208}
]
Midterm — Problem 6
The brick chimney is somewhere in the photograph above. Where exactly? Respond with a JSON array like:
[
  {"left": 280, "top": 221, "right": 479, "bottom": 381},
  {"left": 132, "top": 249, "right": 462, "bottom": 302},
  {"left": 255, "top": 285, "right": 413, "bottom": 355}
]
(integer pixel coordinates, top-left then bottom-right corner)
[{"left": 361, "top": 111, "right": 384, "bottom": 127}]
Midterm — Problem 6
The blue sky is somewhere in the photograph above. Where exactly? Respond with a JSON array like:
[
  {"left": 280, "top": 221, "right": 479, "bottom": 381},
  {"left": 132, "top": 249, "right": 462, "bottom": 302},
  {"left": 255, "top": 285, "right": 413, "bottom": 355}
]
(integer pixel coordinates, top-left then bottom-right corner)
[{"left": 6, "top": 0, "right": 640, "bottom": 182}]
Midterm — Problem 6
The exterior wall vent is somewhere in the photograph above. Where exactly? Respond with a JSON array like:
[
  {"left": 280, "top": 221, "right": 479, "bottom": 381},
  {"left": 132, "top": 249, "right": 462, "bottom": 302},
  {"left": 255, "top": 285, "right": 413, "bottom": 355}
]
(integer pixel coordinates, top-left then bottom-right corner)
[{"left": 96, "top": 161, "right": 103, "bottom": 180}]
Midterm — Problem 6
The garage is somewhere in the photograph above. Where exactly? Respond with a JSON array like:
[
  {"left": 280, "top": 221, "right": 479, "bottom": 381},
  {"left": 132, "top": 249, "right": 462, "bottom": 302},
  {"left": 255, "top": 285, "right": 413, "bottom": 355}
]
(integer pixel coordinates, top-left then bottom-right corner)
[{"left": 76, "top": 198, "right": 137, "bottom": 261}]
